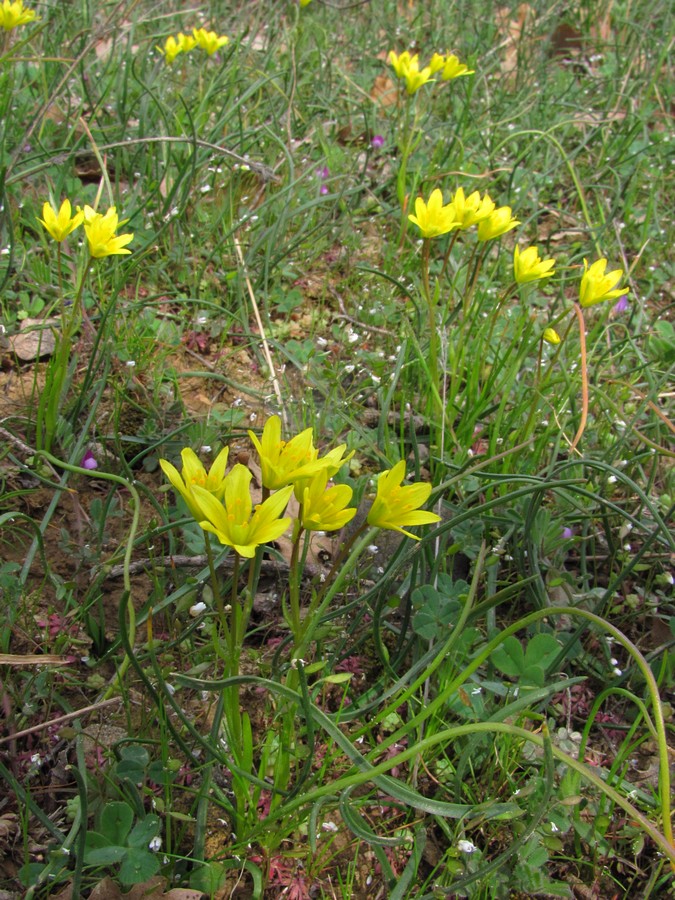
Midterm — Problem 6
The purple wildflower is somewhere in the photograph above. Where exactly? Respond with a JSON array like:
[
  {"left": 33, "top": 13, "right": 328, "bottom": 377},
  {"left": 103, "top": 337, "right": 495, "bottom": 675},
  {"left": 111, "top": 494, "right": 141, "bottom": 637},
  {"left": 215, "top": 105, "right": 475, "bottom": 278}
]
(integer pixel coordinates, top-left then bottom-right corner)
[
  {"left": 81, "top": 449, "right": 98, "bottom": 470},
  {"left": 613, "top": 295, "right": 629, "bottom": 314},
  {"left": 320, "top": 184, "right": 329, "bottom": 195},
  {"left": 371, "top": 134, "right": 385, "bottom": 149},
  {"left": 317, "top": 165, "right": 330, "bottom": 180},
  {"left": 561, "top": 526, "right": 574, "bottom": 540}
]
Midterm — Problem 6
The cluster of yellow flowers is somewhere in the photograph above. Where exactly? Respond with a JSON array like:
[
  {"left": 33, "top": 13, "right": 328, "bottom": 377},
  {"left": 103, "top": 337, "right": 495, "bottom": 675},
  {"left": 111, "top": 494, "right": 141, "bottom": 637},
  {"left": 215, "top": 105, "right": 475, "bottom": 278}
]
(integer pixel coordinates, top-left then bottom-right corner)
[
  {"left": 38, "top": 199, "right": 134, "bottom": 258},
  {"left": 409, "top": 187, "right": 628, "bottom": 320},
  {"left": 389, "top": 50, "right": 474, "bottom": 95},
  {"left": 160, "top": 416, "right": 441, "bottom": 558},
  {"left": 158, "top": 27, "right": 229, "bottom": 64},
  {"left": 409, "top": 186, "right": 520, "bottom": 243},
  {"left": 408, "top": 187, "right": 629, "bottom": 344},
  {"left": 0, "top": 0, "right": 37, "bottom": 31}
]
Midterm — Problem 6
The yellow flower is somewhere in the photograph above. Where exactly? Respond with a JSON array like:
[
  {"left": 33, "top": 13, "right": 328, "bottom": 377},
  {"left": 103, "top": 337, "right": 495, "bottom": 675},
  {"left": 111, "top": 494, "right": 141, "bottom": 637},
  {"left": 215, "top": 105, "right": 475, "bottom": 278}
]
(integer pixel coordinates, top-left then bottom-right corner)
[
  {"left": 192, "top": 27, "right": 229, "bottom": 56},
  {"left": 513, "top": 245, "right": 555, "bottom": 284},
  {"left": 440, "top": 54, "right": 474, "bottom": 80},
  {"left": 293, "top": 442, "right": 354, "bottom": 503},
  {"left": 402, "top": 56, "right": 434, "bottom": 94},
  {"left": 408, "top": 188, "right": 459, "bottom": 239},
  {"left": 476, "top": 206, "right": 520, "bottom": 241},
  {"left": 37, "top": 199, "right": 83, "bottom": 243},
  {"left": 543, "top": 327, "right": 561, "bottom": 345},
  {"left": 428, "top": 52, "right": 446, "bottom": 74},
  {"left": 193, "top": 465, "right": 293, "bottom": 558},
  {"left": 0, "top": 0, "right": 37, "bottom": 30},
  {"left": 81, "top": 205, "right": 134, "bottom": 258},
  {"left": 578, "top": 258, "right": 629, "bottom": 308},
  {"left": 302, "top": 470, "right": 356, "bottom": 532},
  {"left": 366, "top": 460, "right": 441, "bottom": 540},
  {"left": 160, "top": 447, "right": 230, "bottom": 522},
  {"left": 449, "top": 187, "right": 494, "bottom": 229},
  {"left": 158, "top": 32, "right": 197, "bottom": 63},
  {"left": 177, "top": 31, "right": 197, "bottom": 52},
  {"left": 388, "top": 51, "right": 434, "bottom": 93},
  {"left": 388, "top": 49, "right": 414, "bottom": 78},
  {"left": 158, "top": 35, "right": 181, "bottom": 64},
  {"left": 248, "top": 415, "right": 322, "bottom": 491}
]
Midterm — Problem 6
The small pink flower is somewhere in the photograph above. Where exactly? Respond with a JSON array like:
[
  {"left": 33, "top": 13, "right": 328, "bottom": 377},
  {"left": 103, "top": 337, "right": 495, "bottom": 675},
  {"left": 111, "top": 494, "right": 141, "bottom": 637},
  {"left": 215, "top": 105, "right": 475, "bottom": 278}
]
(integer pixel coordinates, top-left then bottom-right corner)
[
  {"left": 317, "top": 165, "right": 330, "bottom": 180},
  {"left": 81, "top": 449, "right": 98, "bottom": 470},
  {"left": 320, "top": 184, "right": 329, "bottom": 195},
  {"left": 371, "top": 134, "right": 384, "bottom": 149}
]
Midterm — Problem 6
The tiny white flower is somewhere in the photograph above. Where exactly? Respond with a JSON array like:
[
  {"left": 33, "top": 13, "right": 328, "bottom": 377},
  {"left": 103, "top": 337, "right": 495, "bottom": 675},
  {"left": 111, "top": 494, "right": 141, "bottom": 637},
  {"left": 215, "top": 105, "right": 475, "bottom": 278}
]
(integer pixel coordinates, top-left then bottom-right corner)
[
  {"left": 321, "top": 821, "right": 339, "bottom": 833},
  {"left": 125, "top": 360, "right": 136, "bottom": 368},
  {"left": 200, "top": 445, "right": 212, "bottom": 454},
  {"left": 457, "top": 840, "right": 477, "bottom": 853},
  {"left": 148, "top": 836, "right": 162, "bottom": 852},
  {"left": 190, "top": 601, "right": 207, "bottom": 617},
  {"left": 607, "top": 475, "right": 617, "bottom": 484},
  {"left": 613, "top": 667, "right": 623, "bottom": 677},
  {"left": 550, "top": 822, "right": 560, "bottom": 833}
]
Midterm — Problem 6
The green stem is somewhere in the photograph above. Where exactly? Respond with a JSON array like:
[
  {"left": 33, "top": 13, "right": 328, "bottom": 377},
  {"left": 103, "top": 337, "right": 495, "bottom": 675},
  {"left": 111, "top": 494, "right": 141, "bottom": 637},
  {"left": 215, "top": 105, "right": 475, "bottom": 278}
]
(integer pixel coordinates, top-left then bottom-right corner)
[
  {"left": 297, "top": 526, "right": 379, "bottom": 659},
  {"left": 35, "top": 451, "right": 140, "bottom": 699},
  {"left": 288, "top": 517, "right": 304, "bottom": 643},
  {"left": 396, "top": 97, "right": 420, "bottom": 246},
  {"left": 440, "top": 229, "right": 460, "bottom": 281},
  {"left": 225, "top": 553, "right": 243, "bottom": 756},
  {"left": 570, "top": 302, "right": 589, "bottom": 451},
  {"left": 203, "top": 531, "right": 224, "bottom": 636},
  {"left": 462, "top": 243, "right": 485, "bottom": 317},
  {"left": 419, "top": 237, "right": 442, "bottom": 422}
]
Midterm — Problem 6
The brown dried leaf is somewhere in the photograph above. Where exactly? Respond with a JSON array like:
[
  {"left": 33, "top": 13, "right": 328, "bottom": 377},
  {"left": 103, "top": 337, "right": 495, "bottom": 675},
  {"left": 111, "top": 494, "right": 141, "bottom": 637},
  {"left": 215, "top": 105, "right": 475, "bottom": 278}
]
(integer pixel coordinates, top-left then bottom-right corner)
[
  {"left": 88, "top": 876, "right": 205, "bottom": 900},
  {"left": 370, "top": 74, "right": 398, "bottom": 107},
  {"left": 0, "top": 653, "right": 74, "bottom": 666},
  {"left": 495, "top": 3, "right": 536, "bottom": 81}
]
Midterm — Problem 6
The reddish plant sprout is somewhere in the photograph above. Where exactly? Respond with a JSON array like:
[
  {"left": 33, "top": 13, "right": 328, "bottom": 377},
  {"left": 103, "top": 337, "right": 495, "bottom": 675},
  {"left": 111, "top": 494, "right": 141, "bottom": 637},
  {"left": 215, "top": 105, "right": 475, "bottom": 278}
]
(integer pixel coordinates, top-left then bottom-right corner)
[
  {"left": 257, "top": 790, "right": 272, "bottom": 818},
  {"left": 335, "top": 655, "right": 366, "bottom": 676},
  {"left": 36, "top": 612, "right": 78, "bottom": 639}
]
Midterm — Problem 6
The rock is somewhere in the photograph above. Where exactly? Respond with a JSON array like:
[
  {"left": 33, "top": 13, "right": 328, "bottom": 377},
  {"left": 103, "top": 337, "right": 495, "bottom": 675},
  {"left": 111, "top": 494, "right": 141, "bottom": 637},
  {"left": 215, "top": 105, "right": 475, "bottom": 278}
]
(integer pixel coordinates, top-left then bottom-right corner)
[{"left": 9, "top": 318, "right": 59, "bottom": 361}]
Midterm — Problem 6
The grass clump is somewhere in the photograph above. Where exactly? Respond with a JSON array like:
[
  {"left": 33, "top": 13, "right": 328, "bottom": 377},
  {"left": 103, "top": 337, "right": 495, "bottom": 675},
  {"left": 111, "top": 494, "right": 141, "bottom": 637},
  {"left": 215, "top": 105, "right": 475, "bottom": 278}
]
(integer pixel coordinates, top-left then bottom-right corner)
[{"left": 0, "top": 1, "right": 673, "bottom": 897}]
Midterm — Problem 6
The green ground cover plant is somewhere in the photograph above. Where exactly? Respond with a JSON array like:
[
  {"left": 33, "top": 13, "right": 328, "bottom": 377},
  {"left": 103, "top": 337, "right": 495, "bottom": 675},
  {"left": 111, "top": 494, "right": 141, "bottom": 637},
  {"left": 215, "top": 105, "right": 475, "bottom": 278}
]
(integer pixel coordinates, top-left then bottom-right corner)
[{"left": 0, "top": 0, "right": 673, "bottom": 897}]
